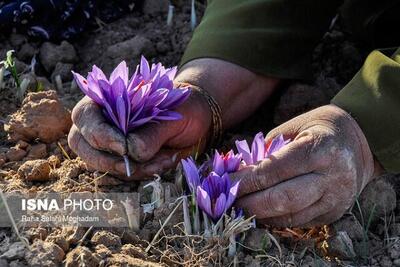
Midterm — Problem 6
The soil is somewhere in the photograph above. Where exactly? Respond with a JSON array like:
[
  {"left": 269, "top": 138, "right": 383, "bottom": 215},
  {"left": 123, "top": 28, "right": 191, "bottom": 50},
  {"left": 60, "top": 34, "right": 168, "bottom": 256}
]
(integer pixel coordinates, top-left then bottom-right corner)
[{"left": 0, "top": 1, "right": 400, "bottom": 267}]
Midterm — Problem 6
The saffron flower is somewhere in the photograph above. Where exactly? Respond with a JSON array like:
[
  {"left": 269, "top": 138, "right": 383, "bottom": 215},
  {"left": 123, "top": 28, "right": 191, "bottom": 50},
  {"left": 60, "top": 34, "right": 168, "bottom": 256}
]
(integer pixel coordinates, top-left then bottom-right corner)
[
  {"left": 181, "top": 157, "right": 201, "bottom": 193},
  {"left": 72, "top": 56, "right": 190, "bottom": 135},
  {"left": 72, "top": 56, "right": 190, "bottom": 176},
  {"left": 212, "top": 150, "right": 242, "bottom": 176},
  {"left": 197, "top": 172, "right": 240, "bottom": 221},
  {"left": 235, "top": 132, "right": 290, "bottom": 165},
  {"left": 181, "top": 157, "right": 240, "bottom": 222}
]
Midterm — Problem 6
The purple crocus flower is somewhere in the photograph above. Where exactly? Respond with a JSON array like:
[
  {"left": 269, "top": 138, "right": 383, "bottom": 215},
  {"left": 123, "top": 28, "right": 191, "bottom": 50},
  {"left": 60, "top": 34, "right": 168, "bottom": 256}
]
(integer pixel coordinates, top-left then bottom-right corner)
[
  {"left": 212, "top": 150, "right": 242, "bottom": 176},
  {"left": 181, "top": 157, "right": 201, "bottom": 194},
  {"left": 197, "top": 172, "right": 240, "bottom": 221},
  {"left": 181, "top": 156, "right": 241, "bottom": 222},
  {"left": 235, "top": 132, "right": 290, "bottom": 165},
  {"left": 72, "top": 56, "right": 190, "bottom": 176},
  {"left": 72, "top": 56, "right": 190, "bottom": 135}
]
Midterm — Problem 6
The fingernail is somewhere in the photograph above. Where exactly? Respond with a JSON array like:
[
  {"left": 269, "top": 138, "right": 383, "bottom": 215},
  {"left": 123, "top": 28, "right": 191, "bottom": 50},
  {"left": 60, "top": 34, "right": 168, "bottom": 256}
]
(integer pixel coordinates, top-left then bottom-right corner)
[{"left": 110, "top": 142, "right": 125, "bottom": 155}]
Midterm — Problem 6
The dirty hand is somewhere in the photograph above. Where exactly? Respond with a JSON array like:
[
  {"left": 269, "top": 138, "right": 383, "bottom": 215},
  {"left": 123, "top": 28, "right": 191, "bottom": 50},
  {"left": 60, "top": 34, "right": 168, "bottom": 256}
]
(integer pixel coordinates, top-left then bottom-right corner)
[
  {"left": 68, "top": 93, "right": 211, "bottom": 179},
  {"left": 68, "top": 58, "right": 279, "bottom": 180},
  {"left": 234, "top": 104, "right": 378, "bottom": 227}
]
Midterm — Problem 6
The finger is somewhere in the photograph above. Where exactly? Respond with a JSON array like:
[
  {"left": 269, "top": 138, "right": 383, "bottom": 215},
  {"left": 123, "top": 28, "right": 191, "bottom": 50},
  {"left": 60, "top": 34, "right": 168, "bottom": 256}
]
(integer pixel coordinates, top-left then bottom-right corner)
[
  {"left": 119, "top": 146, "right": 195, "bottom": 181},
  {"left": 127, "top": 120, "right": 182, "bottom": 162},
  {"left": 68, "top": 125, "right": 128, "bottom": 177},
  {"left": 258, "top": 194, "right": 337, "bottom": 227},
  {"left": 72, "top": 96, "right": 127, "bottom": 156},
  {"left": 232, "top": 133, "right": 327, "bottom": 197},
  {"left": 236, "top": 173, "right": 325, "bottom": 219}
]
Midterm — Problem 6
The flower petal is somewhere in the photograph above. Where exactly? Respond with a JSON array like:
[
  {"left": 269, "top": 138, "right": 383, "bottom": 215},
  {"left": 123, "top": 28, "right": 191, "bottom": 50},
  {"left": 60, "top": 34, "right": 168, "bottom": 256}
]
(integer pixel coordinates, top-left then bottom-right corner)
[
  {"left": 181, "top": 158, "right": 201, "bottom": 193},
  {"left": 197, "top": 186, "right": 212, "bottom": 217},
  {"left": 140, "top": 55, "right": 151, "bottom": 81},
  {"left": 251, "top": 132, "right": 266, "bottom": 163},
  {"left": 213, "top": 193, "right": 227, "bottom": 220},
  {"left": 235, "top": 140, "right": 253, "bottom": 165},
  {"left": 225, "top": 181, "right": 240, "bottom": 210},
  {"left": 212, "top": 150, "right": 225, "bottom": 176},
  {"left": 110, "top": 61, "right": 129, "bottom": 87}
]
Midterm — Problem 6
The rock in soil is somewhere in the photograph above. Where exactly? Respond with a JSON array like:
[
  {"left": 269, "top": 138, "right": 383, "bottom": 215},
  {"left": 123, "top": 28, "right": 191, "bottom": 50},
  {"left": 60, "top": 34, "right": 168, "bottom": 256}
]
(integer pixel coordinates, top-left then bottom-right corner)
[
  {"left": 25, "top": 228, "right": 48, "bottom": 242},
  {"left": 90, "top": 231, "right": 121, "bottom": 248},
  {"left": 358, "top": 176, "right": 396, "bottom": 223},
  {"left": 0, "top": 242, "right": 26, "bottom": 261},
  {"left": 26, "top": 143, "right": 47, "bottom": 160},
  {"left": 39, "top": 41, "right": 77, "bottom": 72},
  {"left": 105, "top": 35, "right": 155, "bottom": 70},
  {"left": 4, "top": 90, "right": 72, "bottom": 143},
  {"left": 17, "top": 43, "right": 36, "bottom": 62},
  {"left": 25, "top": 240, "right": 65, "bottom": 267},
  {"left": 61, "top": 227, "right": 86, "bottom": 246},
  {"left": 45, "top": 235, "right": 69, "bottom": 253},
  {"left": 8, "top": 260, "right": 27, "bottom": 267},
  {"left": 50, "top": 159, "right": 84, "bottom": 180},
  {"left": 326, "top": 231, "right": 356, "bottom": 260},
  {"left": 64, "top": 246, "right": 100, "bottom": 267},
  {"left": 18, "top": 160, "right": 51, "bottom": 182},
  {"left": 5, "top": 147, "right": 27, "bottom": 162},
  {"left": 51, "top": 62, "right": 74, "bottom": 83},
  {"left": 332, "top": 214, "right": 364, "bottom": 242}
]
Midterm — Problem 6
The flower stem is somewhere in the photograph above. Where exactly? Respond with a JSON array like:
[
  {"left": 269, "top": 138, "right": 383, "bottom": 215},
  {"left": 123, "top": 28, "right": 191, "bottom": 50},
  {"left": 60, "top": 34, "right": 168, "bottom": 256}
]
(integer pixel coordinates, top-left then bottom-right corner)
[{"left": 123, "top": 155, "right": 131, "bottom": 177}]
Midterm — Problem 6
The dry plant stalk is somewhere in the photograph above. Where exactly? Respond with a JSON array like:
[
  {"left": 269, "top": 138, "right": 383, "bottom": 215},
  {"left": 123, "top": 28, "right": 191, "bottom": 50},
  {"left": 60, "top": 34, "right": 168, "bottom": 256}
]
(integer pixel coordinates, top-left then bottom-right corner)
[{"left": 120, "top": 193, "right": 141, "bottom": 231}]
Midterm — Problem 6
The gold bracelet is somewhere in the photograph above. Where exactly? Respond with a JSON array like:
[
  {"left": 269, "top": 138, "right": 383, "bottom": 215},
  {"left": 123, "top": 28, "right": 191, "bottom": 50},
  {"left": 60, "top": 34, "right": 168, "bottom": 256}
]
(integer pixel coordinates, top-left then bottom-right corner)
[{"left": 176, "top": 82, "right": 223, "bottom": 149}]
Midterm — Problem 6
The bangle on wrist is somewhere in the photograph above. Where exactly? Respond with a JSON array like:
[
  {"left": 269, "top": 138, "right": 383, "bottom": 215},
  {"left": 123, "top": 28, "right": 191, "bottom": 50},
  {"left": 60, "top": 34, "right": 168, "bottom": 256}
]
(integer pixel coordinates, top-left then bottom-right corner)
[{"left": 176, "top": 82, "right": 223, "bottom": 150}]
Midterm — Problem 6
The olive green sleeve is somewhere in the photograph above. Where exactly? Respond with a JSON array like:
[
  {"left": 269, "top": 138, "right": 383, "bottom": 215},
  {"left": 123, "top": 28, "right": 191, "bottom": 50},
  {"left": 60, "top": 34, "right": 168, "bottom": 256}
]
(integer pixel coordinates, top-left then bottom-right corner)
[
  {"left": 332, "top": 48, "right": 400, "bottom": 173},
  {"left": 181, "top": 0, "right": 342, "bottom": 80}
]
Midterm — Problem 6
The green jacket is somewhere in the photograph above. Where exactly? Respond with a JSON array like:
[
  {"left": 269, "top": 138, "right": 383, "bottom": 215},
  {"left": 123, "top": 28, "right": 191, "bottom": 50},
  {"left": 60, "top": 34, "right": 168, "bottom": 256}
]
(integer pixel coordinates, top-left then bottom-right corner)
[{"left": 181, "top": 0, "right": 400, "bottom": 173}]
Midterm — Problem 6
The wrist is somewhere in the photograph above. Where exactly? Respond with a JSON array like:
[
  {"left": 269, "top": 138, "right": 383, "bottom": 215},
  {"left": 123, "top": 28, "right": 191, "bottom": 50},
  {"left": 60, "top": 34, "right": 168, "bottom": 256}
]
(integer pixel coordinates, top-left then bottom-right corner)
[{"left": 175, "top": 82, "right": 222, "bottom": 150}]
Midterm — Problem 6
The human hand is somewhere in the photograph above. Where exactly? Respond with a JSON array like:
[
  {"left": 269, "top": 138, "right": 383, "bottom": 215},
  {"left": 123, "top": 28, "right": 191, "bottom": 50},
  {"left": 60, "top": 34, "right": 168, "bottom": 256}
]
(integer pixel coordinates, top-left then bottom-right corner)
[
  {"left": 68, "top": 91, "right": 211, "bottom": 180},
  {"left": 233, "top": 104, "right": 379, "bottom": 227}
]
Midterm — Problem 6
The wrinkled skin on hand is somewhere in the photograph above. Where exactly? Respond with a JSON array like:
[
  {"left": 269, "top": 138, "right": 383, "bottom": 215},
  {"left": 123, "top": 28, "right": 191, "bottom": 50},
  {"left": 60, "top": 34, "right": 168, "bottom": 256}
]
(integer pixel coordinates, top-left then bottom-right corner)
[
  {"left": 68, "top": 92, "right": 211, "bottom": 180},
  {"left": 233, "top": 104, "right": 378, "bottom": 227}
]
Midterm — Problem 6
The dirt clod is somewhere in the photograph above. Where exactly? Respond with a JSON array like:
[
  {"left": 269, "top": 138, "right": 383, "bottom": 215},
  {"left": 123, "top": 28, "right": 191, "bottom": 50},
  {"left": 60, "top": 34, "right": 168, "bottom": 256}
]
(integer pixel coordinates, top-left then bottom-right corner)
[
  {"left": 91, "top": 231, "right": 121, "bottom": 248},
  {"left": 45, "top": 235, "right": 70, "bottom": 253},
  {"left": 4, "top": 90, "right": 72, "bottom": 143},
  {"left": 39, "top": 41, "right": 77, "bottom": 72},
  {"left": 18, "top": 160, "right": 51, "bottom": 182},
  {"left": 0, "top": 242, "right": 26, "bottom": 261},
  {"left": 25, "top": 240, "right": 65, "bottom": 267},
  {"left": 5, "top": 147, "right": 26, "bottom": 162},
  {"left": 51, "top": 62, "right": 74, "bottom": 83},
  {"left": 64, "top": 246, "right": 100, "bottom": 267},
  {"left": 25, "top": 227, "right": 48, "bottom": 241},
  {"left": 326, "top": 231, "right": 356, "bottom": 260},
  {"left": 61, "top": 227, "right": 86, "bottom": 246},
  {"left": 26, "top": 144, "right": 47, "bottom": 160},
  {"left": 332, "top": 214, "right": 364, "bottom": 242},
  {"left": 358, "top": 176, "right": 396, "bottom": 223}
]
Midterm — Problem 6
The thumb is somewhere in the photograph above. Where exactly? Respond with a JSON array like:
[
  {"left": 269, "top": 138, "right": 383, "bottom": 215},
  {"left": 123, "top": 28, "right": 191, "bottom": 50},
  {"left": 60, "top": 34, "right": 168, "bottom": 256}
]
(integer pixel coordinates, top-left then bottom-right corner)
[
  {"left": 127, "top": 120, "right": 183, "bottom": 162},
  {"left": 232, "top": 130, "right": 319, "bottom": 198}
]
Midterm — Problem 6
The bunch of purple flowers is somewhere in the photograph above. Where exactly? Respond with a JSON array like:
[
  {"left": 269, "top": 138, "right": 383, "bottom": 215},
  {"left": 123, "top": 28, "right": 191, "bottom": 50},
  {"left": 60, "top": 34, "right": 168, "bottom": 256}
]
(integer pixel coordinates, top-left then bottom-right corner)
[
  {"left": 181, "top": 150, "right": 241, "bottom": 222},
  {"left": 72, "top": 56, "right": 190, "bottom": 176},
  {"left": 181, "top": 132, "right": 289, "bottom": 222},
  {"left": 72, "top": 56, "right": 190, "bottom": 136}
]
